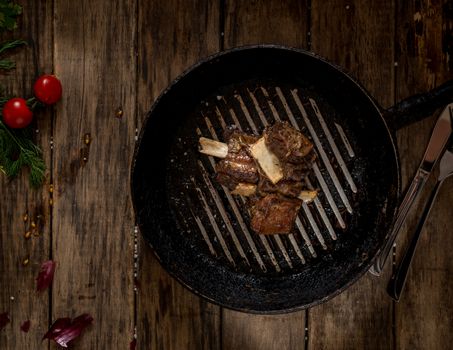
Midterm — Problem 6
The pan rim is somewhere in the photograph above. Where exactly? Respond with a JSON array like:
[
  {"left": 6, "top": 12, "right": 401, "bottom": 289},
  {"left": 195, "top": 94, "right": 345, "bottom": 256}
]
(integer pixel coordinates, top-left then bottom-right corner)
[{"left": 130, "top": 44, "right": 401, "bottom": 313}]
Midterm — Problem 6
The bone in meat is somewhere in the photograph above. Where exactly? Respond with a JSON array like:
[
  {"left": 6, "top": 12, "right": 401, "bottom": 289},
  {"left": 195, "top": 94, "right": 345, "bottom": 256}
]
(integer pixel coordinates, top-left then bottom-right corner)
[
  {"left": 199, "top": 137, "right": 228, "bottom": 158},
  {"left": 199, "top": 137, "right": 283, "bottom": 184},
  {"left": 249, "top": 137, "right": 284, "bottom": 184},
  {"left": 214, "top": 129, "right": 260, "bottom": 190},
  {"left": 198, "top": 120, "right": 317, "bottom": 235},
  {"left": 198, "top": 136, "right": 316, "bottom": 202}
]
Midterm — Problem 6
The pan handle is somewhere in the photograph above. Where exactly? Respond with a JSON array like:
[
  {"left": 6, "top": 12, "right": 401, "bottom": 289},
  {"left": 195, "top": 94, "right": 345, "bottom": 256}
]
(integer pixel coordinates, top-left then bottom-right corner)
[{"left": 384, "top": 79, "right": 453, "bottom": 130}]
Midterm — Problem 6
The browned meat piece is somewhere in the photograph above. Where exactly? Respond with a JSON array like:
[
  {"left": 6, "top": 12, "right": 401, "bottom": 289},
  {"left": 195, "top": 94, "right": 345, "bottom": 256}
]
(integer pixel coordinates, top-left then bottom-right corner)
[
  {"left": 265, "top": 121, "right": 314, "bottom": 163},
  {"left": 216, "top": 151, "right": 258, "bottom": 189},
  {"left": 250, "top": 194, "right": 302, "bottom": 234},
  {"left": 257, "top": 177, "right": 304, "bottom": 198},
  {"left": 281, "top": 162, "right": 307, "bottom": 181},
  {"left": 198, "top": 121, "right": 318, "bottom": 235},
  {"left": 215, "top": 127, "right": 259, "bottom": 190},
  {"left": 224, "top": 126, "right": 259, "bottom": 147}
]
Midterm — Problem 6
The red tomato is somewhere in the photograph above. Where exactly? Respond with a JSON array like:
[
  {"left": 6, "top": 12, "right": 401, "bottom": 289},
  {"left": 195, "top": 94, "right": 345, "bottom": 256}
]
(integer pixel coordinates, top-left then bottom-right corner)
[
  {"left": 33, "top": 75, "right": 62, "bottom": 105},
  {"left": 2, "top": 98, "right": 33, "bottom": 129}
]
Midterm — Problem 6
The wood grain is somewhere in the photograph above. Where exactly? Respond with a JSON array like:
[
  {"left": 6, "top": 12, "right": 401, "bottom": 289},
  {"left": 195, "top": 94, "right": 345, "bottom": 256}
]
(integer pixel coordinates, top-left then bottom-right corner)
[
  {"left": 0, "top": 0, "right": 52, "bottom": 348},
  {"left": 308, "top": 1, "right": 395, "bottom": 349},
  {"left": 222, "top": 2, "right": 308, "bottom": 350},
  {"left": 51, "top": 0, "right": 136, "bottom": 348},
  {"left": 224, "top": 0, "right": 308, "bottom": 47},
  {"left": 223, "top": 312, "right": 307, "bottom": 350},
  {"left": 136, "top": 0, "right": 220, "bottom": 349},
  {"left": 2, "top": 1, "right": 453, "bottom": 349},
  {"left": 395, "top": 1, "right": 453, "bottom": 349}
]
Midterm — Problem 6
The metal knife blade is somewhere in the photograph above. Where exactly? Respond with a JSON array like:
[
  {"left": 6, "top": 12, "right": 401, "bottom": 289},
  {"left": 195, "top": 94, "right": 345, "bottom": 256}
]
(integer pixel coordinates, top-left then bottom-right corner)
[
  {"left": 387, "top": 146, "right": 453, "bottom": 300},
  {"left": 419, "top": 105, "right": 453, "bottom": 172},
  {"left": 369, "top": 104, "right": 453, "bottom": 276}
]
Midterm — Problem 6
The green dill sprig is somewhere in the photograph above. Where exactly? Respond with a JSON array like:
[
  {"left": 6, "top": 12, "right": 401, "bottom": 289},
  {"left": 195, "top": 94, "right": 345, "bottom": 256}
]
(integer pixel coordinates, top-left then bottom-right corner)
[
  {"left": 0, "top": 39, "right": 26, "bottom": 69},
  {"left": 0, "top": 120, "right": 46, "bottom": 187},
  {"left": 0, "top": 1, "right": 46, "bottom": 188}
]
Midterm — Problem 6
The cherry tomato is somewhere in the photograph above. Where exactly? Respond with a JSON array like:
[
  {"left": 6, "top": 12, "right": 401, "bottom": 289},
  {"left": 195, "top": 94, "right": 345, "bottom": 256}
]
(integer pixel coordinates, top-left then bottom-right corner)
[
  {"left": 33, "top": 75, "right": 62, "bottom": 105},
  {"left": 2, "top": 98, "right": 33, "bottom": 129}
]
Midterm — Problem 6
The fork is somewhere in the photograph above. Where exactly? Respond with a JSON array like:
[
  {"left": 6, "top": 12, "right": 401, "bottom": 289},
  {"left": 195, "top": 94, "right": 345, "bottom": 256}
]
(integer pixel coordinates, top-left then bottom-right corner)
[{"left": 387, "top": 147, "right": 453, "bottom": 301}]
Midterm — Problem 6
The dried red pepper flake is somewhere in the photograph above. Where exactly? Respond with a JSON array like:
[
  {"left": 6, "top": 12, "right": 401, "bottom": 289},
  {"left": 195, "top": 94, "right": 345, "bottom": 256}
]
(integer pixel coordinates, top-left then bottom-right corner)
[
  {"left": 20, "top": 320, "right": 31, "bottom": 333},
  {"left": 0, "top": 312, "right": 10, "bottom": 330},
  {"left": 130, "top": 338, "right": 137, "bottom": 350},
  {"left": 43, "top": 314, "right": 93, "bottom": 348},
  {"left": 36, "top": 260, "right": 56, "bottom": 292}
]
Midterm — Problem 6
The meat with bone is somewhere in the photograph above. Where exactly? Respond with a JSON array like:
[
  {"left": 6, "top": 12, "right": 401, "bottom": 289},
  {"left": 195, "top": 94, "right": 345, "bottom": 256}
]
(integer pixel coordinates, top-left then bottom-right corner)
[
  {"left": 215, "top": 127, "right": 259, "bottom": 190},
  {"left": 198, "top": 121, "right": 317, "bottom": 235}
]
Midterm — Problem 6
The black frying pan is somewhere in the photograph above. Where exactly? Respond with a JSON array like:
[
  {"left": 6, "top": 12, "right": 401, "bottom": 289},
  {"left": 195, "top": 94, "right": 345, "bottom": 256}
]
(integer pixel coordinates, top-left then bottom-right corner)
[{"left": 131, "top": 45, "right": 453, "bottom": 313}]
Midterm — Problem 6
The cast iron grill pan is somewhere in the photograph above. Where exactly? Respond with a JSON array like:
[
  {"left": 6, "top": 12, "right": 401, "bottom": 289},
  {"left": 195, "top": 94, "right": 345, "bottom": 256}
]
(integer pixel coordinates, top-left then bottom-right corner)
[{"left": 131, "top": 46, "right": 440, "bottom": 312}]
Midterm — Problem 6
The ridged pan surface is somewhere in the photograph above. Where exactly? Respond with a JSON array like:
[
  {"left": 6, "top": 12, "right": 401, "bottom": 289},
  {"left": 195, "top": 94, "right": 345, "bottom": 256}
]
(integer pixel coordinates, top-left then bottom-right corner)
[{"left": 132, "top": 46, "right": 399, "bottom": 312}]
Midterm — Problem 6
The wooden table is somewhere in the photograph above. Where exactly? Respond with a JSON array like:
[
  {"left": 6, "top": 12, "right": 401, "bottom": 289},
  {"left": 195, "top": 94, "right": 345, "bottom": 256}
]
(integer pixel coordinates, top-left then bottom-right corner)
[{"left": 1, "top": 1, "right": 453, "bottom": 349}]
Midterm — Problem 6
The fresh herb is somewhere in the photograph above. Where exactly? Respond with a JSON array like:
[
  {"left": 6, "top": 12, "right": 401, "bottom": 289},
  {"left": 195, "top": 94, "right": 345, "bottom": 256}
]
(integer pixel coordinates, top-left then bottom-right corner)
[
  {"left": 0, "top": 0, "right": 22, "bottom": 31},
  {"left": 0, "top": 39, "right": 26, "bottom": 69},
  {"left": 0, "top": 120, "right": 45, "bottom": 187},
  {"left": 0, "top": 2, "right": 46, "bottom": 187}
]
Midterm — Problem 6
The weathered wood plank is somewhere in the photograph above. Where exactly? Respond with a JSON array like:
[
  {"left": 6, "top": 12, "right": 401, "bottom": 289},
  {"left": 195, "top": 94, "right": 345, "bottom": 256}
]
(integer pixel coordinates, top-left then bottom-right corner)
[
  {"left": 309, "top": 1, "right": 395, "bottom": 349},
  {"left": 52, "top": 0, "right": 136, "bottom": 348},
  {"left": 136, "top": 0, "right": 220, "bottom": 349},
  {"left": 0, "top": 0, "right": 52, "bottom": 348},
  {"left": 224, "top": 0, "right": 308, "bottom": 47},
  {"left": 311, "top": 0, "right": 395, "bottom": 107},
  {"left": 395, "top": 1, "right": 453, "bottom": 349},
  {"left": 222, "top": 2, "right": 308, "bottom": 349},
  {"left": 223, "top": 312, "right": 307, "bottom": 350}
]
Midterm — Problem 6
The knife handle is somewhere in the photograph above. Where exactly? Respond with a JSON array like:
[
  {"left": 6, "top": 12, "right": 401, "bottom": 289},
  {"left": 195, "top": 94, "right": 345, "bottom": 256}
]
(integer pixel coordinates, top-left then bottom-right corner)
[
  {"left": 387, "top": 180, "right": 442, "bottom": 300},
  {"left": 369, "top": 168, "right": 430, "bottom": 276}
]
